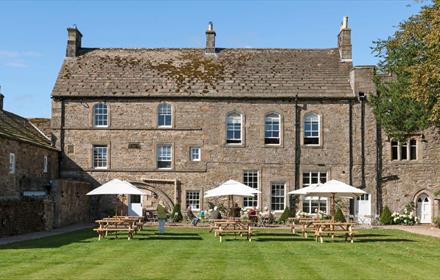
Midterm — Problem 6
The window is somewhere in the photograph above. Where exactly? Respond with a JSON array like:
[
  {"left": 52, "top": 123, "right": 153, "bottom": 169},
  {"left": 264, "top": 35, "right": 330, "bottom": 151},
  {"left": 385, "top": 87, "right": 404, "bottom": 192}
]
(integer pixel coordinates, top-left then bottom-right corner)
[
  {"left": 43, "top": 156, "right": 48, "bottom": 173},
  {"left": 271, "top": 183, "right": 285, "bottom": 211},
  {"left": 226, "top": 113, "right": 242, "bottom": 144},
  {"left": 302, "top": 171, "right": 327, "bottom": 214},
  {"left": 302, "top": 171, "right": 327, "bottom": 186},
  {"left": 265, "top": 113, "right": 281, "bottom": 145},
  {"left": 304, "top": 113, "right": 320, "bottom": 145},
  {"left": 93, "top": 103, "right": 108, "bottom": 127},
  {"left": 9, "top": 153, "right": 16, "bottom": 174},
  {"left": 391, "top": 139, "right": 417, "bottom": 161},
  {"left": 186, "top": 191, "right": 200, "bottom": 210},
  {"left": 157, "top": 144, "right": 172, "bottom": 169},
  {"left": 243, "top": 170, "right": 258, "bottom": 208},
  {"left": 93, "top": 145, "right": 108, "bottom": 169},
  {"left": 158, "top": 103, "right": 172, "bottom": 128},
  {"left": 190, "top": 147, "right": 201, "bottom": 161}
]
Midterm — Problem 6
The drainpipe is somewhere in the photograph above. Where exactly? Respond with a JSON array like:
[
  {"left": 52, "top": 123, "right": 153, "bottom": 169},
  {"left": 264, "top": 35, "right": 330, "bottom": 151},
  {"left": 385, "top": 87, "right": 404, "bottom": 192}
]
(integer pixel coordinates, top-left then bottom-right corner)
[
  {"left": 349, "top": 100, "right": 354, "bottom": 215},
  {"left": 375, "top": 91, "right": 383, "bottom": 216},
  {"left": 359, "top": 92, "right": 366, "bottom": 189},
  {"left": 294, "top": 95, "right": 301, "bottom": 190}
]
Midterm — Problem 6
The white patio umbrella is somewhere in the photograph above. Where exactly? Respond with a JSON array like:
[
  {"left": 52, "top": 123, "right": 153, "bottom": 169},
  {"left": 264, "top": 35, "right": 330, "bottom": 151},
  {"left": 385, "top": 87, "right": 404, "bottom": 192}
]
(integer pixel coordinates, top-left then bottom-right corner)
[
  {"left": 304, "top": 180, "right": 367, "bottom": 218},
  {"left": 86, "top": 179, "right": 144, "bottom": 195},
  {"left": 287, "top": 183, "right": 322, "bottom": 195},
  {"left": 86, "top": 179, "right": 145, "bottom": 216},
  {"left": 205, "top": 179, "right": 260, "bottom": 217}
]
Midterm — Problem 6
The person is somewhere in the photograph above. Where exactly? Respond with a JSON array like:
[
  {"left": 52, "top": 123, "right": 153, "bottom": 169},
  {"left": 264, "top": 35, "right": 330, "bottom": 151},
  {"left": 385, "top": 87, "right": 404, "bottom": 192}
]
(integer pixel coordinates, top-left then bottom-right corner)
[
  {"left": 156, "top": 200, "right": 169, "bottom": 234},
  {"left": 248, "top": 206, "right": 258, "bottom": 225},
  {"left": 232, "top": 203, "right": 241, "bottom": 218},
  {"left": 186, "top": 206, "right": 200, "bottom": 226},
  {"left": 210, "top": 206, "right": 221, "bottom": 220}
]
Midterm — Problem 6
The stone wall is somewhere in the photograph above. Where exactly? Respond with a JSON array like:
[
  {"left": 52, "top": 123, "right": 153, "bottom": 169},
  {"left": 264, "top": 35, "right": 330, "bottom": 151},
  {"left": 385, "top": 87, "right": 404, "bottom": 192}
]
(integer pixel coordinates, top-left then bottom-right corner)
[
  {"left": 0, "top": 137, "right": 59, "bottom": 199},
  {"left": 0, "top": 198, "right": 53, "bottom": 237},
  {"left": 51, "top": 179, "right": 92, "bottom": 227}
]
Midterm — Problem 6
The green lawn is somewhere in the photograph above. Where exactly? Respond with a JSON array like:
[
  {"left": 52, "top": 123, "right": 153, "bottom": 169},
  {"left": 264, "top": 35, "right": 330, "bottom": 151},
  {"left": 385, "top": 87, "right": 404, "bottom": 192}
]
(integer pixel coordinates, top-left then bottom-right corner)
[{"left": 1, "top": 226, "right": 439, "bottom": 280}]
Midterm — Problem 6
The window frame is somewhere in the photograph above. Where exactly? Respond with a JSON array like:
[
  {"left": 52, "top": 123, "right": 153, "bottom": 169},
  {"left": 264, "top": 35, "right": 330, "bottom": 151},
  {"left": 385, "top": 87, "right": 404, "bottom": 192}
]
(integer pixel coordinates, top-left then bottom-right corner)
[
  {"left": 226, "top": 112, "right": 243, "bottom": 145},
  {"left": 92, "top": 103, "right": 109, "bottom": 128},
  {"left": 303, "top": 113, "right": 320, "bottom": 146},
  {"left": 9, "top": 153, "right": 16, "bottom": 174},
  {"left": 264, "top": 112, "right": 281, "bottom": 145},
  {"left": 186, "top": 191, "right": 201, "bottom": 211},
  {"left": 271, "top": 182, "right": 286, "bottom": 212},
  {"left": 302, "top": 171, "right": 328, "bottom": 214},
  {"left": 157, "top": 103, "right": 173, "bottom": 128},
  {"left": 243, "top": 170, "right": 259, "bottom": 208},
  {"left": 157, "top": 144, "right": 173, "bottom": 169},
  {"left": 92, "top": 145, "right": 108, "bottom": 169},
  {"left": 189, "top": 146, "right": 201, "bottom": 161},
  {"left": 391, "top": 138, "right": 417, "bottom": 161},
  {"left": 43, "top": 155, "right": 48, "bottom": 173}
]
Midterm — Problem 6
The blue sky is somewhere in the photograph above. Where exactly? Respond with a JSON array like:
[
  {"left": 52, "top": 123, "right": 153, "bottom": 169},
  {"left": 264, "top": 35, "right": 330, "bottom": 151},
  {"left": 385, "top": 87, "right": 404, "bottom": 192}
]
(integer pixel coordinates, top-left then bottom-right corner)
[{"left": 0, "top": 0, "right": 424, "bottom": 117}]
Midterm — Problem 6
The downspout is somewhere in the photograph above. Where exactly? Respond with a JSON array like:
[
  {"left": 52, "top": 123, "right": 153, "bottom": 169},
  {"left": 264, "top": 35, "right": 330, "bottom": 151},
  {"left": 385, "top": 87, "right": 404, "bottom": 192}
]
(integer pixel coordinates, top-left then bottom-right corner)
[
  {"left": 359, "top": 92, "right": 366, "bottom": 189},
  {"left": 294, "top": 95, "right": 301, "bottom": 190},
  {"left": 349, "top": 100, "right": 354, "bottom": 215},
  {"left": 375, "top": 93, "right": 383, "bottom": 216},
  {"left": 59, "top": 98, "right": 65, "bottom": 177}
]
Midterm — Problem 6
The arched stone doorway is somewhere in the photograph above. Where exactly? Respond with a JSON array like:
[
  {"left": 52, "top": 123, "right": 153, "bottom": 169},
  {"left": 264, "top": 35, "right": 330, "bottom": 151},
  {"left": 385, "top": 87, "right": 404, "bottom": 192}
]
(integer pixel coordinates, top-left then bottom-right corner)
[
  {"left": 129, "top": 180, "right": 178, "bottom": 214},
  {"left": 416, "top": 193, "right": 432, "bottom": 224}
]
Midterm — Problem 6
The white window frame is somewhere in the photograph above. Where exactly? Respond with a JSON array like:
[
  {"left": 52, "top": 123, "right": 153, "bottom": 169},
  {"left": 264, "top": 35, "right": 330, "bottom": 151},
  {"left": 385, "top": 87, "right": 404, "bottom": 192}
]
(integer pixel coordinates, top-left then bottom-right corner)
[
  {"left": 158, "top": 103, "right": 172, "bottom": 128},
  {"left": 226, "top": 112, "right": 242, "bottom": 144},
  {"left": 271, "top": 182, "right": 286, "bottom": 212},
  {"left": 304, "top": 113, "right": 320, "bottom": 146},
  {"left": 190, "top": 146, "right": 201, "bottom": 161},
  {"left": 43, "top": 155, "right": 48, "bottom": 173},
  {"left": 93, "top": 103, "right": 108, "bottom": 128},
  {"left": 391, "top": 138, "right": 417, "bottom": 161},
  {"left": 302, "top": 171, "right": 328, "bottom": 214},
  {"left": 9, "top": 153, "right": 16, "bottom": 174},
  {"left": 265, "top": 113, "right": 281, "bottom": 145},
  {"left": 157, "top": 144, "right": 172, "bottom": 169},
  {"left": 92, "top": 145, "right": 108, "bottom": 169},
  {"left": 243, "top": 170, "right": 259, "bottom": 208},
  {"left": 186, "top": 191, "right": 201, "bottom": 211}
]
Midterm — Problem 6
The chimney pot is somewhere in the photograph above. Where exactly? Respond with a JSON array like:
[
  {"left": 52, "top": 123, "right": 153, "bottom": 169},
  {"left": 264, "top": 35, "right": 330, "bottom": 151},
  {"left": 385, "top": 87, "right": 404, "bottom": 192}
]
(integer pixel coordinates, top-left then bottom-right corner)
[
  {"left": 66, "top": 26, "right": 82, "bottom": 57},
  {"left": 0, "top": 86, "right": 4, "bottom": 111},
  {"left": 205, "top": 21, "right": 216, "bottom": 55}
]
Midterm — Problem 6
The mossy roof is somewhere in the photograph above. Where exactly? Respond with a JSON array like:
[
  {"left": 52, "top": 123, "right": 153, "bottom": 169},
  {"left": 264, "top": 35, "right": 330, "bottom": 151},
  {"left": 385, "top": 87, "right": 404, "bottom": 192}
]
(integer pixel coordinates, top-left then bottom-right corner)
[{"left": 52, "top": 48, "right": 354, "bottom": 98}]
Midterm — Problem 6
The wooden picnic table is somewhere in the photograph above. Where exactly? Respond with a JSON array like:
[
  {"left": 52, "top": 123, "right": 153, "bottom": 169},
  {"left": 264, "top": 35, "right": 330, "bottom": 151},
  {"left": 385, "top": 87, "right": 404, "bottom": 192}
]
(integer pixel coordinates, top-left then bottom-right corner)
[
  {"left": 288, "top": 217, "right": 332, "bottom": 238},
  {"left": 93, "top": 218, "right": 138, "bottom": 240},
  {"left": 213, "top": 220, "right": 252, "bottom": 243},
  {"left": 313, "top": 221, "right": 355, "bottom": 243}
]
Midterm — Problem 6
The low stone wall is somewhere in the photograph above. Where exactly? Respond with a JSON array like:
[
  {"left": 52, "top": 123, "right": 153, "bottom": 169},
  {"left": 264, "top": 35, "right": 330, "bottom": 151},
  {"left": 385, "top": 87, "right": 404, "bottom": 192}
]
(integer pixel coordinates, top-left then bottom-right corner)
[
  {"left": 51, "top": 179, "right": 91, "bottom": 228},
  {"left": 0, "top": 198, "right": 53, "bottom": 237}
]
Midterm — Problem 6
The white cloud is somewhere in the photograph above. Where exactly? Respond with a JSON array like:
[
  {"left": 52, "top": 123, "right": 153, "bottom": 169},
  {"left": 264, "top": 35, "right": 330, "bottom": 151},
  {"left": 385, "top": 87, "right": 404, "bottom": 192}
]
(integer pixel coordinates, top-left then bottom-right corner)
[
  {"left": 0, "top": 50, "right": 42, "bottom": 58},
  {"left": 4, "top": 60, "right": 29, "bottom": 68}
]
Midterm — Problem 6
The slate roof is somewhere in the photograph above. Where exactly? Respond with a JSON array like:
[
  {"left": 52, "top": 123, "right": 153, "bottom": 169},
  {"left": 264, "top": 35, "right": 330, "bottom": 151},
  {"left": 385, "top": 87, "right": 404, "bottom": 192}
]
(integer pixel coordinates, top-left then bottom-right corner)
[
  {"left": 52, "top": 48, "right": 354, "bottom": 99},
  {"left": 0, "top": 110, "right": 53, "bottom": 149}
]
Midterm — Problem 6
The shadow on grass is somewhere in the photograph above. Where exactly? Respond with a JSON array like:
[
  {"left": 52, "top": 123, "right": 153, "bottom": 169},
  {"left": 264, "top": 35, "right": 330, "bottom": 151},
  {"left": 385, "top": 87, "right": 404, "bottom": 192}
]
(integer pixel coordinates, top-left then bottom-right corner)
[
  {"left": 140, "top": 236, "right": 203, "bottom": 241},
  {"left": 255, "top": 237, "right": 310, "bottom": 242},
  {"left": 255, "top": 232, "right": 295, "bottom": 237},
  {"left": 355, "top": 238, "right": 416, "bottom": 243}
]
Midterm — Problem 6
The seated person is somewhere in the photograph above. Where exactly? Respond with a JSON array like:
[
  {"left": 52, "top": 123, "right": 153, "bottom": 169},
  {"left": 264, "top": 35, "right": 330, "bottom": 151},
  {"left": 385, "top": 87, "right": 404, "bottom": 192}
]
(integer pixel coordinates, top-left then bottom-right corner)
[
  {"left": 232, "top": 203, "right": 241, "bottom": 218},
  {"left": 248, "top": 206, "right": 258, "bottom": 224},
  {"left": 186, "top": 206, "right": 200, "bottom": 226},
  {"left": 210, "top": 206, "right": 222, "bottom": 220}
]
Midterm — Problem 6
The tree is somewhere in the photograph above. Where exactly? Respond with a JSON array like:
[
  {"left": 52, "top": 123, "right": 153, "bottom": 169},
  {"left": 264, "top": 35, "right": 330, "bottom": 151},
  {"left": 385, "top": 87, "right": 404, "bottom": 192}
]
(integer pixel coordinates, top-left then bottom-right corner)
[
  {"left": 371, "top": 0, "right": 440, "bottom": 138},
  {"left": 380, "top": 206, "right": 393, "bottom": 225}
]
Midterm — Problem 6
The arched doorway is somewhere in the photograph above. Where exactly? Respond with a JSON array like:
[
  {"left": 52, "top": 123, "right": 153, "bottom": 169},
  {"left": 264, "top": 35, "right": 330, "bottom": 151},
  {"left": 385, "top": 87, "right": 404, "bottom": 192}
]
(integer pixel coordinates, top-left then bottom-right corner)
[
  {"left": 416, "top": 193, "right": 432, "bottom": 223},
  {"left": 128, "top": 181, "right": 176, "bottom": 216}
]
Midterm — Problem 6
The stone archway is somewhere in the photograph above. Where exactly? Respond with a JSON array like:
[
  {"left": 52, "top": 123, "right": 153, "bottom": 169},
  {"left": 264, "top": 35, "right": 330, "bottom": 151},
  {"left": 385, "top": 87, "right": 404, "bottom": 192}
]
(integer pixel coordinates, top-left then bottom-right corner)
[{"left": 130, "top": 180, "right": 178, "bottom": 211}]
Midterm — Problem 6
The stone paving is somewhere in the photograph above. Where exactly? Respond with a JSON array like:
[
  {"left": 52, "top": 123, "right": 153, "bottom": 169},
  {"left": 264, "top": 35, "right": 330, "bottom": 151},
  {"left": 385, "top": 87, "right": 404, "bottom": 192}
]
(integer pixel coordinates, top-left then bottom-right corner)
[
  {"left": 0, "top": 223, "right": 94, "bottom": 246},
  {"left": 381, "top": 224, "right": 440, "bottom": 238}
]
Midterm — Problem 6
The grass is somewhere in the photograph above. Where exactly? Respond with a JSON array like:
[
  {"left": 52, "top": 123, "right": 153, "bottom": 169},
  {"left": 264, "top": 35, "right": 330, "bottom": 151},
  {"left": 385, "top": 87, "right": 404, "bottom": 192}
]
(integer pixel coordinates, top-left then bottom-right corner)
[{"left": 1, "top": 226, "right": 440, "bottom": 280}]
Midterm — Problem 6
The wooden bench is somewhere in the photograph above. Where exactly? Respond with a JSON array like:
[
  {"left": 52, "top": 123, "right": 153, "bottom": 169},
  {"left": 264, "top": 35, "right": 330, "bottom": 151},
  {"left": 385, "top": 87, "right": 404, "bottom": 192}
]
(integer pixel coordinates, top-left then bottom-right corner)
[
  {"left": 313, "top": 222, "right": 356, "bottom": 243},
  {"left": 215, "top": 227, "right": 252, "bottom": 243},
  {"left": 94, "top": 219, "right": 137, "bottom": 240}
]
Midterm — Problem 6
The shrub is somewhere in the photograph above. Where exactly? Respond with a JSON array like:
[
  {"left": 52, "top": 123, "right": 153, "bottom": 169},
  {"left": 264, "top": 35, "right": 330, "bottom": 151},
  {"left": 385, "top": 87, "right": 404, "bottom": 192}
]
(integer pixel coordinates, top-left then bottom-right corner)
[
  {"left": 434, "top": 217, "right": 440, "bottom": 228},
  {"left": 278, "top": 207, "right": 291, "bottom": 224},
  {"left": 171, "top": 203, "right": 183, "bottom": 222},
  {"left": 380, "top": 206, "right": 393, "bottom": 225},
  {"left": 334, "top": 207, "right": 346, "bottom": 222}
]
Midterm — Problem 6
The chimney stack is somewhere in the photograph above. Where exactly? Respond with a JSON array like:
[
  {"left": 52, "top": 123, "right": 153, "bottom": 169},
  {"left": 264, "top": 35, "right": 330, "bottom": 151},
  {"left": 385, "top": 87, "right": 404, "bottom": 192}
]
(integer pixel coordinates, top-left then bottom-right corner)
[
  {"left": 66, "top": 26, "right": 82, "bottom": 57},
  {"left": 0, "top": 86, "right": 4, "bottom": 111},
  {"left": 205, "top": 21, "right": 216, "bottom": 54},
  {"left": 338, "top": 16, "right": 352, "bottom": 62}
]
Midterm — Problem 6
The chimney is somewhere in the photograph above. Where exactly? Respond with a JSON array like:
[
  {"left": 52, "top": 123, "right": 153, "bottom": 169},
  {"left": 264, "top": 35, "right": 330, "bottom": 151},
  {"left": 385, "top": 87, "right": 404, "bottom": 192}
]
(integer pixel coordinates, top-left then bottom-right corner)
[
  {"left": 338, "top": 16, "right": 352, "bottom": 62},
  {"left": 0, "top": 87, "right": 3, "bottom": 111},
  {"left": 205, "top": 21, "right": 216, "bottom": 54},
  {"left": 66, "top": 26, "right": 82, "bottom": 57}
]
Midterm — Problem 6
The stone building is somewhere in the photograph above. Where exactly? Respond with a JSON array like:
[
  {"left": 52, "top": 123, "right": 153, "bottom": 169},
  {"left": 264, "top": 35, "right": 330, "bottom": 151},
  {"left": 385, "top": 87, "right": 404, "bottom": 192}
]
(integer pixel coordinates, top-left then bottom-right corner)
[{"left": 50, "top": 19, "right": 439, "bottom": 223}]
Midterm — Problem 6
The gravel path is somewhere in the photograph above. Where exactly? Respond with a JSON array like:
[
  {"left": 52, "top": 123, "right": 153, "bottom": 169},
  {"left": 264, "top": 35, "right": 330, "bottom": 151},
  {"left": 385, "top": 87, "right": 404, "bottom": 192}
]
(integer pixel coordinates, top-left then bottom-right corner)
[{"left": 380, "top": 224, "right": 440, "bottom": 238}]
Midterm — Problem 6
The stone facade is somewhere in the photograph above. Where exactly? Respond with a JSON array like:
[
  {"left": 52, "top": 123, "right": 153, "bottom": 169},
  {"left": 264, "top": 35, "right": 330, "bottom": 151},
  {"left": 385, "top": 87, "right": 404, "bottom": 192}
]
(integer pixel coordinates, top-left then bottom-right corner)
[{"left": 50, "top": 21, "right": 440, "bottom": 223}]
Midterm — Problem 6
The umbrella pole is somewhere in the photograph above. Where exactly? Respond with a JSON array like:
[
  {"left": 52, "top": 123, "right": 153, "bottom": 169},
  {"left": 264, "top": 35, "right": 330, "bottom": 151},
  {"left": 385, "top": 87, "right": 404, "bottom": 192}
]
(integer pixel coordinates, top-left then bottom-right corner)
[{"left": 332, "top": 193, "right": 336, "bottom": 221}]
